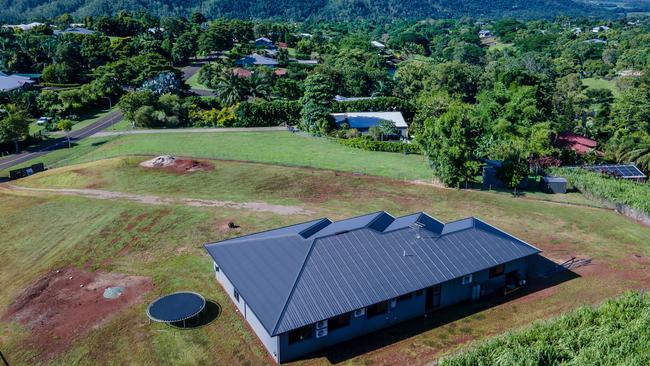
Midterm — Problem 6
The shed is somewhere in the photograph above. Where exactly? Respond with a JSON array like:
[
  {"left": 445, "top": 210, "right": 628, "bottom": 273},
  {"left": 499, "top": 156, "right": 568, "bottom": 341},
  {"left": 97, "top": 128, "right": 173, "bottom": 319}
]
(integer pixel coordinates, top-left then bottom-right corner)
[
  {"left": 539, "top": 177, "right": 568, "bottom": 194},
  {"left": 330, "top": 111, "right": 408, "bottom": 138}
]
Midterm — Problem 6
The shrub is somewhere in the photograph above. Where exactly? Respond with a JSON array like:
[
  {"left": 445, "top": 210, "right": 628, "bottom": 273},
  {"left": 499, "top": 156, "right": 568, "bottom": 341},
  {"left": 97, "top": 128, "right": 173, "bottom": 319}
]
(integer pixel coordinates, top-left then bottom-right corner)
[
  {"left": 335, "top": 136, "right": 421, "bottom": 154},
  {"left": 549, "top": 167, "right": 650, "bottom": 215},
  {"left": 235, "top": 100, "right": 301, "bottom": 127}
]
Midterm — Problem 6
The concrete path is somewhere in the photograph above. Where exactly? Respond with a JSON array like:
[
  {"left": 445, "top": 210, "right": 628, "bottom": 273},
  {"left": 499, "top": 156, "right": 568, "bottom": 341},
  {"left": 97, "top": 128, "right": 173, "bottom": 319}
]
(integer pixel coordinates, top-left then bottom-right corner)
[{"left": 92, "top": 126, "right": 289, "bottom": 137}]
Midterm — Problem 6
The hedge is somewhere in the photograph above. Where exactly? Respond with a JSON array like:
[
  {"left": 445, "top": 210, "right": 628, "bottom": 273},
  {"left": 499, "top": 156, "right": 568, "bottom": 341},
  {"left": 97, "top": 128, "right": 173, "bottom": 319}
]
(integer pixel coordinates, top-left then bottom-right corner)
[
  {"left": 550, "top": 167, "right": 650, "bottom": 216},
  {"left": 335, "top": 136, "right": 421, "bottom": 154},
  {"left": 234, "top": 100, "right": 301, "bottom": 127}
]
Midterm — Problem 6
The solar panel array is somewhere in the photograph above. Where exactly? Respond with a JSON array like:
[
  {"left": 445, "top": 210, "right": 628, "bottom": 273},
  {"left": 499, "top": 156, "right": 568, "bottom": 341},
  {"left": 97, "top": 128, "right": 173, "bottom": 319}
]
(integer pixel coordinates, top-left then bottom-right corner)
[{"left": 583, "top": 164, "right": 647, "bottom": 179}]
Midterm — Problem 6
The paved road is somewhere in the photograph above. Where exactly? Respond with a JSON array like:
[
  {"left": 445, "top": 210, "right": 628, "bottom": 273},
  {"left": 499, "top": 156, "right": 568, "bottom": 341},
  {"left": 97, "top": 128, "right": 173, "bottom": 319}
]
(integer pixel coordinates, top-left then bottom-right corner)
[
  {"left": 183, "top": 62, "right": 215, "bottom": 97},
  {"left": 94, "top": 126, "right": 288, "bottom": 137},
  {"left": 0, "top": 111, "right": 123, "bottom": 171}
]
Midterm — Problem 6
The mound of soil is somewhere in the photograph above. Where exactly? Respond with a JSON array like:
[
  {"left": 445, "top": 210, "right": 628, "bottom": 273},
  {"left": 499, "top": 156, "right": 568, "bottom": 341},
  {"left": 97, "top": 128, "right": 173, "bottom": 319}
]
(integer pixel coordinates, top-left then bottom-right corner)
[
  {"left": 140, "top": 156, "right": 213, "bottom": 173},
  {"left": 2, "top": 267, "right": 153, "bottom": 359}
]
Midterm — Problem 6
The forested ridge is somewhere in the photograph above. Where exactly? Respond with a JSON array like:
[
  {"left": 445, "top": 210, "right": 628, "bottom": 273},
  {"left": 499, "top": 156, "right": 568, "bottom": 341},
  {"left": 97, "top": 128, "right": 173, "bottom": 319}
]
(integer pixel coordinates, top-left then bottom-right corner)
[{"left": 0, "top": 0, "right": 607, "bottom": 23}]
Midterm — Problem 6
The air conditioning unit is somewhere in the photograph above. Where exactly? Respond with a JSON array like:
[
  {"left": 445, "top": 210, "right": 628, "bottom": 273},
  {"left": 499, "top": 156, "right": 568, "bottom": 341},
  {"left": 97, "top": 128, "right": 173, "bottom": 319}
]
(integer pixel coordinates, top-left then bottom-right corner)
[
  {"left": 316, "top": 328, "right": 328, "bottom": 338},
  {"left": 354, "top": 308, "right": 365, "bottom": 317},
  {"left": 316, "top": 320, "right": 328, "bottom": 329}
]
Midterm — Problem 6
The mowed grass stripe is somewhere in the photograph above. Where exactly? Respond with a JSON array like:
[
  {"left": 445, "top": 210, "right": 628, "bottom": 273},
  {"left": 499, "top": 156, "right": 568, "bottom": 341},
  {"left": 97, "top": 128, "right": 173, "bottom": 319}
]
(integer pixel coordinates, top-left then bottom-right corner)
[{"left": 2, "top": 131, "right": 433, "bottom": 181}]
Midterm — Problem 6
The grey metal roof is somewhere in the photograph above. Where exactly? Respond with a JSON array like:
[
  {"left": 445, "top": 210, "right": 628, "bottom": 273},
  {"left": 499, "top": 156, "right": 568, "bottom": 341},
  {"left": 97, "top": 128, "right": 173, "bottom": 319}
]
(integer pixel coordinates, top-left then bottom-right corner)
[
  {"left": 237, "top": 54, "right": 278, "bottom": 66},
  {"left": 204, "top": 212, "right": 540, "bottom": 336}
]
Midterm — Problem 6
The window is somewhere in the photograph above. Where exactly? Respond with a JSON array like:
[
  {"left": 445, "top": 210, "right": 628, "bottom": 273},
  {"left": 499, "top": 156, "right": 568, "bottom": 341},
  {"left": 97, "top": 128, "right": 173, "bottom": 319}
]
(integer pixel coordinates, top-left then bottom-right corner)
[
  {"left": 288, "top": 324, "right": 313, "bottom": 344},
  {"left": 234, "top": 289, "right": 240, "bottom": 302},
  {"left": 397, "top": 292, "right": 413, "bottom": 302},
  {"left": 367, "top": 301, "right": 389, "bottom": 318},
  {"left": 489, "top": 264, "right": 505, "bottom": 278},
  {"left": 461, "top": 274, "right": 473, "bottom": 285},
  {"left": 328, "top": 313, "right": 351, "bottom": 332}
]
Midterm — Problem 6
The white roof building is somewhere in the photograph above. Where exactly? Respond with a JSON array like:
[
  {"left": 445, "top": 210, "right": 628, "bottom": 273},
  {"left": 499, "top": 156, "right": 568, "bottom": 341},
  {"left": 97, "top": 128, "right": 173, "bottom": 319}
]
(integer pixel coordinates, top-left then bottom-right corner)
[
  {"left": 592, "top": 25, "right": 611, "bottom": 33},
  {"left": 0, "top": 74, "right": 34, "bottom": 92},
  {"left": 331, "top": 111, "right": 408, "bottom": 137},
  {"left": 2, "top": 22, "right": 45, "bottom": 31},
  {"left": 371, "top": 41, "right": 386, "bottom": 49}
]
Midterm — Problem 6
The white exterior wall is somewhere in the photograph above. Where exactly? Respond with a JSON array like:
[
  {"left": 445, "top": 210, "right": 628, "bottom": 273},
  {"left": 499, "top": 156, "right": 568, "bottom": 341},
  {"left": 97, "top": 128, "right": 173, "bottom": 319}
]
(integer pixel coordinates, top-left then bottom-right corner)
[{"left": 213, "top": 261, "right": 278, "bottom": 362}]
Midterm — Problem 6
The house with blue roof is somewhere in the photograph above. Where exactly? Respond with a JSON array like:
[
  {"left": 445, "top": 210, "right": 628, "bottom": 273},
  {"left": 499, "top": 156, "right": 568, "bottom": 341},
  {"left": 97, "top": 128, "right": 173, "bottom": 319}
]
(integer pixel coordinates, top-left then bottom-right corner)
[{"left": 204, "top": 211, "right": 541, "bottom": 363}]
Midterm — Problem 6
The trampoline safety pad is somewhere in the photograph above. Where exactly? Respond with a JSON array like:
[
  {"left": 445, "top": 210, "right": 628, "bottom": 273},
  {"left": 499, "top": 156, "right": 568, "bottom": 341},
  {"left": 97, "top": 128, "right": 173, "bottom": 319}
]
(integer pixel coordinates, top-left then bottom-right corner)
[{"left": 147, "top": 291, "right": 206, "bottom": 323}]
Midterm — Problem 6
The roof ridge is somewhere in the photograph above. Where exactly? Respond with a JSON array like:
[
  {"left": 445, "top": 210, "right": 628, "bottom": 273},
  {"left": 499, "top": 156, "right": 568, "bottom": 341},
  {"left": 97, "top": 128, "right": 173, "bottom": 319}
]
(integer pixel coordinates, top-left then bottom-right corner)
[
  {"left": 472, "top": 217, "right": 542, "bottom": 252},
  {"left": 271, "top": 236, "right": 319, "bottom": 336},
  {"left": 204, "top": 218, "right": 328, "bottom": 246}
]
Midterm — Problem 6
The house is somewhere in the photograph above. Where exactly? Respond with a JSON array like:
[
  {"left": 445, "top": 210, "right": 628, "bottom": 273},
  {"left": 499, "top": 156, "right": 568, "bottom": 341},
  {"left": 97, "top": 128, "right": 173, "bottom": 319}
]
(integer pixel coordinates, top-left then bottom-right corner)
[
  {"left": 592, "top": 25, "right": 611, "bottom": 33},
  {"left": 236, "top": 54, "right": 279, "bottom": 67},
  {"left": 232, "top": 68, "right": 253, "bottom": 78},
  {"left": 274, "top": 69, "right": 288, "bottom": 77},
  {"left": 53, "top": 27, "right": 96, "bottom": 36},
  {"left": 584, "top": 39, "right": 607, "bottom": 45},
  {"left": 2, "top": 22, "right": 45, "bottom": 31},
  {"left": 330, "top": 111, "right": 408, "bottom": 138},
  {"left": 278, "top": 42, "right": 289, "bottom": 49},
  {"left": 204, "top": 211, "right": 541, "bottom": 363},
  {"left": 479, "top": 29, "right": 492, "bottom": 38},
  {"left": 572, "top": 27, "right": 582, "bottom": 35},
  {"left": 297, "top": 33, "right": 313, "bottom": 38},
  {"left": 371, "top": 41, "right": 386, "bottom": 49},
  {"left": 0, "top": 74, "right": 35, "bottom": 92},
  {"left": 290, "top": 58, "right": 318, "bottom": 65},
  {"left": 333, "top": 95, "right": 378, "bottom": 102},
  {"left": 255, "top": 37, "right": 276, "bottom": 49},
  {"left": 553, "top": 132, "right": 598, "bottom": 155}
]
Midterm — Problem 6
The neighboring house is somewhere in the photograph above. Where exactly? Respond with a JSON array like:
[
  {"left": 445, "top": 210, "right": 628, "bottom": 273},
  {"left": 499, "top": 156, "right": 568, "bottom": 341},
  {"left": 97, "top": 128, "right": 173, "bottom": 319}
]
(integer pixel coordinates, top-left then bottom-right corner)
[
  {"left": 584, "top": 39, "right": 607, "bottom": 45},
  {"left": 333, "top": 95, "right": 378, "bottom": 102},
  {"left": 2, "top": 22, "right": 45, "bottom": 31},
  {"left": 274, "top": 68, "right": 288, "bottom": 77},
  {"left": 278, "top": 42, "right": 289, "bottom": 49},
  {"left": 290, "top": 58, "right": 318, "bottom": 65},
  {"left": 204, "top": 211, "right": 541, "bottom": 363},
  {"left": 53, "top": 27, "right": 96, "bottom": 36},
  {"left": 592, "top": 25, "right": 611, "bottom": 33},
  {"left": 572, "top": 27, "right": 582, "bottom": 35},
  {"left": 330, "top": 111, "right": 408, "bottom": 138},
  {"left": 255, "top": 37, "right": 276, "bottom": 49},
  {"left": 297, "top": 33, "right": 313, "bottom": 38},
  {"left": 479, "top": 29, "right": 492, "bottom": 38},
  {"left": 0, "top": 74, "right": 34, "bottom": 92},
  {"left": 553, "top": 132, "right": 599, "bottom": 155},
  {"left": 236, "top": 54, "right": 279, "bottom": 67},
  {"left": 232, "top": 68, "right": 253, "bottom": 78},
  {"left": 616, "top": 70, "right": 642, "bottom": 77},
  {"left": 371, "top": 41, "right": 386, "bottom": 49}
]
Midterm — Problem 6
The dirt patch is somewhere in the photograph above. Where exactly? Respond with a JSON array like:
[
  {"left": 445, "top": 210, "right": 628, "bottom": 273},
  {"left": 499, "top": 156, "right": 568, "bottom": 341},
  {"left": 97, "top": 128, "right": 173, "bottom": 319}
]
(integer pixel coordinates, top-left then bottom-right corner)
[
  {"left": 2, "top": 267, "right": 153, "bottom": 359},
  {"left": 4, "top": 185, "right": 313, "bottom": 215},
  {"left": 139, "top": 155, "right": 213, "bottom": 174}
]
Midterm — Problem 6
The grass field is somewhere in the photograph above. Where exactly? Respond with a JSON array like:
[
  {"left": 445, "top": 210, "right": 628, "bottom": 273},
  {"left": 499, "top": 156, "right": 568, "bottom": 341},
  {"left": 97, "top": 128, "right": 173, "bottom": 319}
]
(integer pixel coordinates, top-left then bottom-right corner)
[
  {"left": 582, "top": 77, "right": 620, "bottom": 97},
  {"left": 1, "top": 156, "right": 649, "bottom": 365},
  {"left": 186, "top": 72, "right": 211, "bottom": 91},
  {"left": 1, "top": 132, "right": 435, "bottom": 181}
]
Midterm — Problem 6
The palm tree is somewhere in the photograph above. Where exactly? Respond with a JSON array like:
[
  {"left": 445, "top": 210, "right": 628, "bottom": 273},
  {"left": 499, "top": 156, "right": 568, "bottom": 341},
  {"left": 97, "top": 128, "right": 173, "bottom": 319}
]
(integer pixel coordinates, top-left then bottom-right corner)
[
  {"left": 214, "top": 73, "right": 244, "bottom": 106},
  {"left": 619, "top": 142, "right": 650, "bottom": 171}
]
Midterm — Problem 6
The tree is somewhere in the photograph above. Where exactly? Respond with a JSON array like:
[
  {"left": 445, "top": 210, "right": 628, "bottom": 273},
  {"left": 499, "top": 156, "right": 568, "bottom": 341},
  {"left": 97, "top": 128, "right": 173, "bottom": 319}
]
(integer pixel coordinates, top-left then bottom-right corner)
[
  {"left": 0, "top": 105, "right": 30, "bottom": 152},
  {"left": 417, "top": 102, "right": 483, "bottom": 187},
  {"left": 214, "top": 73, "right": 246, "bottom": 106},
  {"left": 300, "top": 73, "right": 334, "bottom": 134},
  {"left": 57, "top": 119, "right": 73, "bottom": 148},
  {"left": 496, "top": 153, "right": 530, "bottom": 191}
]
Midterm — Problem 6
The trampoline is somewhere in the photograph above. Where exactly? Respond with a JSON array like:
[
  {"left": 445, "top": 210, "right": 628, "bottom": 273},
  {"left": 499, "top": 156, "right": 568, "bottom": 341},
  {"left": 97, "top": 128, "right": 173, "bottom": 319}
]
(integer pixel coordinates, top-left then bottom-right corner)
[{"left": 146, "top": 291, "right": 206, "bottom": 328}]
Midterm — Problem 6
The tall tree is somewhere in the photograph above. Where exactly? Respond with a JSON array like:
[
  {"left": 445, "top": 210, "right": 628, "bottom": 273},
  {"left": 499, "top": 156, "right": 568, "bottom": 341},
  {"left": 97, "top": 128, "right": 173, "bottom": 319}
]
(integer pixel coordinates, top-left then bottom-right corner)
[{"left": 300, "top": 73, "right": 334, "bottom": 134}]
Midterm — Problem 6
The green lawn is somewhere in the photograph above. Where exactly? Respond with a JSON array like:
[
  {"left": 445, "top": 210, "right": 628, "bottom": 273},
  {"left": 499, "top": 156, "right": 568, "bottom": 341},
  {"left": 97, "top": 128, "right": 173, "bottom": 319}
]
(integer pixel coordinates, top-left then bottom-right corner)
[
  {"left": 186, "top": 72, "right": 211, "bottom": 91},
  {"left": 1, "top": 158, "right": 649, "bottom": 365},
  {"left": 582, "top": 77, "right": 620, "bottom": 97},
  {"left": 2, "top": 132, "right": 435, "bottom": 181}
]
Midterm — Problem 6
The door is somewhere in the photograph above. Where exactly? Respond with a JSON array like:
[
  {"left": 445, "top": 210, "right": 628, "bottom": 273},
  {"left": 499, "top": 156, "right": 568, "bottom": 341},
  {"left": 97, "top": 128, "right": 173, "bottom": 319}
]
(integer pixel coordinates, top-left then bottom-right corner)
[{"left": 425, "top": 285, "right": 441, "bottom": 312}]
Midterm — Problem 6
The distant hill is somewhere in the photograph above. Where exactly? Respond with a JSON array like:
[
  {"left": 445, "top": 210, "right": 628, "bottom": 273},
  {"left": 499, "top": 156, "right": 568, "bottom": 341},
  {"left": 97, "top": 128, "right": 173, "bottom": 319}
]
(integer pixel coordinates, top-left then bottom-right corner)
[{"left": 0, "top": 0, "right": 609, "bottom": 23}]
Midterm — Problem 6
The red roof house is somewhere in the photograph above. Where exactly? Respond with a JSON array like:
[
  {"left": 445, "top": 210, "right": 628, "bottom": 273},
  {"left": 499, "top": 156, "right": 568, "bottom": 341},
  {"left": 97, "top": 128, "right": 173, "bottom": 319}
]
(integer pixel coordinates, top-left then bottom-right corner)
[
  {"left": 554, "top": 132, "right": 599, "bottom": 155},
  {"left": 277, "top": 42, "right": 288, "bottom": 49},
  {"left": 232, "top": 68, "right": 253, "bottom": 78},
  {"left": 274, "top": 68, "right": 288, "bottom": 76}
]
